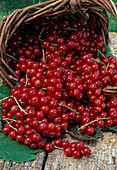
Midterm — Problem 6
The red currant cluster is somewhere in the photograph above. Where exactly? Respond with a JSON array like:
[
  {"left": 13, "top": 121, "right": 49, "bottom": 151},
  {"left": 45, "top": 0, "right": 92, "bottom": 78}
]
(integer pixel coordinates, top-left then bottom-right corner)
[
  {"left": 54, "top": 139, "right": 90, "bottom": 158},
  {"left": 1, "top": 18, "right": 117, "bottom": 158}
]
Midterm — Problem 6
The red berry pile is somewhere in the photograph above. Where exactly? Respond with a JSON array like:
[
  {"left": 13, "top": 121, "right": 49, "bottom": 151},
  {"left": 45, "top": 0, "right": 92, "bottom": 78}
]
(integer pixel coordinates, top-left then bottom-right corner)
[{"left": 1, "top": 18, "right": 117, "bottom": 159}]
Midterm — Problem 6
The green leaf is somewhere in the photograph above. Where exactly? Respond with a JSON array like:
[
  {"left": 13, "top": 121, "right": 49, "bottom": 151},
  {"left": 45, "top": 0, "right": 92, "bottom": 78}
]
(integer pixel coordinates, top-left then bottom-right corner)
[
  {"left": 0, "top": 121, "right": 2, "bottom": 131},
  {"left": 67, "top": 125, "right": 103, "bottom": 140},
  {"left": 0, "top": 85, "right": 11, "bottom": 100},
  {"left": 104, "top": 45, "right": 113, "bottom": 58},
  {"left": 83, "top": 127, "right": 103, "bottom": 139},
  {"left": 0, "top": 132, "right": 43, "bottom": 163},
  {"left": 6, "top": 54, "right": 18, "bottom": 62},
  {"left": 106, "top": 126, "right": 117, "bottom": 132},
  {"left": 0, "top": 106, "right": 2, "bottom": 131},
  {"left": 0, "top": 106, "right": 4, "bottom": 131}
]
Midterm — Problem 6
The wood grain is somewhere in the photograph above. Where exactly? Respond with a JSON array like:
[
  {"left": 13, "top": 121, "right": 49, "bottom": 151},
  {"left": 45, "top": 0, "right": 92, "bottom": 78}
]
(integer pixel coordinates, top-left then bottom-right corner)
[
  {"left": 45, "top": 132, "right": 117, "bottom": 170},
  {"left": 109, "top": 32, "right": 117, "bottom": 58},
  {"left": 0, "top": 152, "right": 46, "bottom": 170}
]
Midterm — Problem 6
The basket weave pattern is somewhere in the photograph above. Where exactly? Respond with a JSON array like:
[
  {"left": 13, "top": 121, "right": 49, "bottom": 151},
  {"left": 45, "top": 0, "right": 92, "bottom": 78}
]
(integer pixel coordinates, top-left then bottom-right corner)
[{"left": 0, "top": 0, "right": 117, "bottom": 89}]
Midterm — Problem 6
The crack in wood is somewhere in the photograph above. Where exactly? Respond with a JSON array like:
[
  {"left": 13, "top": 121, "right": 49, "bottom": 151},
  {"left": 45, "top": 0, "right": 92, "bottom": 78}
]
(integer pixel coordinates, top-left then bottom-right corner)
[
  {"left": 0, "top": 160, "right": 5, "bottom": 170},
  {"left": 41, "top": 151, "right": 48, "bottom": 170},
  {"left": 7, "top": 161, "right": 13, "bottom": 169},
  {"left": 112, "top": 156, "right": 116, "bottom": 165}
]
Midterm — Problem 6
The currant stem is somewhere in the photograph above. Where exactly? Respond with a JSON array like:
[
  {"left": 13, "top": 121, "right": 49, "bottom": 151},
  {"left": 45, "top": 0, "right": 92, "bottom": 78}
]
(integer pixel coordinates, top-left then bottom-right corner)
[
  {"left": 58, "top": 103, "right": 80, "bottom": 114},
  {"left": 93, "top": 59, "right": 105, "bottom": 65},
  {"left": 6, "top": 53, "right": 19, "bottom": 62},
  {"left": 42, "top": 49, "right": 46, "bottom": 63},
  {"left": 5, "top": 120, "right": 17, "bottom": 131},
  {"left": 39, "top": 28, "right": 44, "bottom": 39},
  {"left": 32, "top": 36, "right": 43, "bottom": 41},
  {"left": 3, "top": 118, "right": 16, "bottom": 122},
  {"left": 54, "top": 146, "right": 63, "bottom": 150},
  {"left": 106, "top": 62, "right": 110, "bottom": 71},
  {"left": 72, "top": 148, "right": 75, "bottom": 151},
  {"left": 65, "top": 28, "right": 78, "bottom": 31},
  {"left": 97, "top": 49, "right": 106, "bottom": 58},
  {"left": 78, "top": 117, "right": 110, "bottom": 130},
  {"left": 21, "top": 102, "right": 26, "bottom": 104},
  {"left": 32, "top": 36, "right": 60, "bottom": 46},
  {"left": 13, "top": 97, "right": 27, "bottom": 115},
  {"left": 70, "top": 70, "right": 77, "bottom": 73},
  {"left": 33, "top": 118, "right": 41, "bottom": 123},
  {"left": 43, "top": 65, "right": 49, "bottom": 69},
  {"left": 24, "top": 74, "right": 28, "bottom": 87},
  {"left": 60, "top": 89, "right": 65, "bottom": 91},
  {"left": 0, "top": 96, "right": 9, "bottom": 103},
  {"left": 50, "top": 43, "right": 58, "bottom": 46},
  {"left": 42, "top": 88, "right": 47, "bottom": 90}
]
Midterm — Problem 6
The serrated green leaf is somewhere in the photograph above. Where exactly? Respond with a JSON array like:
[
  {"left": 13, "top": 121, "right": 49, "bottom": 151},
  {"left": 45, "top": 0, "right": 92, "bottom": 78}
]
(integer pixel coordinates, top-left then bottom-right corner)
[
  {"left": 0, "top": 121, "right": 2, "bottom": 131},
  {"left": 83, "top": 127, "right": 103, "bottom": 139},
  {"left": 106, "top": 126, "right": 117, "bottom": 132},
  {"left": 104, "top": 45, "right": 113, "bottom": 58},
  {"left": 0, "top": 132, "right": 43, "bottom": 163},
  {"left": 0, "top": 107, "right": 2, "bottom": 131},
  {"left": 67, "top": 126, "right": 103, "bottom": 140},
  {"left": 0, "top": 85, "right": 11, "bottom": 100}
]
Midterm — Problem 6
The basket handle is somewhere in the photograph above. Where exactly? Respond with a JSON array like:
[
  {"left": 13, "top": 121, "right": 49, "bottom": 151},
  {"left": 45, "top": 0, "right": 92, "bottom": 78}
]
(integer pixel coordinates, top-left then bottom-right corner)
[
  {"left": 70, "top": 0, "right": 117, "bottom": 19},
  {"left": 103, "top": 86, "right": 117, "bottom": 95}
]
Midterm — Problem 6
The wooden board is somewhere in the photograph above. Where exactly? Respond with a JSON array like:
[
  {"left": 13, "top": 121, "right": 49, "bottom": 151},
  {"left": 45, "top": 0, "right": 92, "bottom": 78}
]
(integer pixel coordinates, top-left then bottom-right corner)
[
  {"left": 0, "top": 152, "right": 45, "bottom": 170},
  {"left": 0, "top": 32, "right": 117, "bottom": 170},
  {"left": 45, "top": 132, "right": 117, "bottom": 170},
  {"left": 109, "top": 32, "right": 117, "bottom": 58}
]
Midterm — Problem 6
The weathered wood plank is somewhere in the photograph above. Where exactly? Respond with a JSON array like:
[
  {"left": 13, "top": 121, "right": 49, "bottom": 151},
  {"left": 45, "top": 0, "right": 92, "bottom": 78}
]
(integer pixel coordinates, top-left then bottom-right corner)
[
  {"left": 0, "top": 152, "right": 45, "bottom": 170},
  {"left": 109, "top": 32, "right": 117, "bottom": 58},
  {"left": 45, "top": 132, "right": 117, "bottom": 170}
]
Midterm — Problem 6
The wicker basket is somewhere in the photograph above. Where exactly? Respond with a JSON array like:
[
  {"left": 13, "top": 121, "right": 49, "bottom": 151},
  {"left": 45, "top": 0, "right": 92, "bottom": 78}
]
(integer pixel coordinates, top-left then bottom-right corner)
[{"left": 0, "top": 0, "right": 117, "bottom": 89}]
